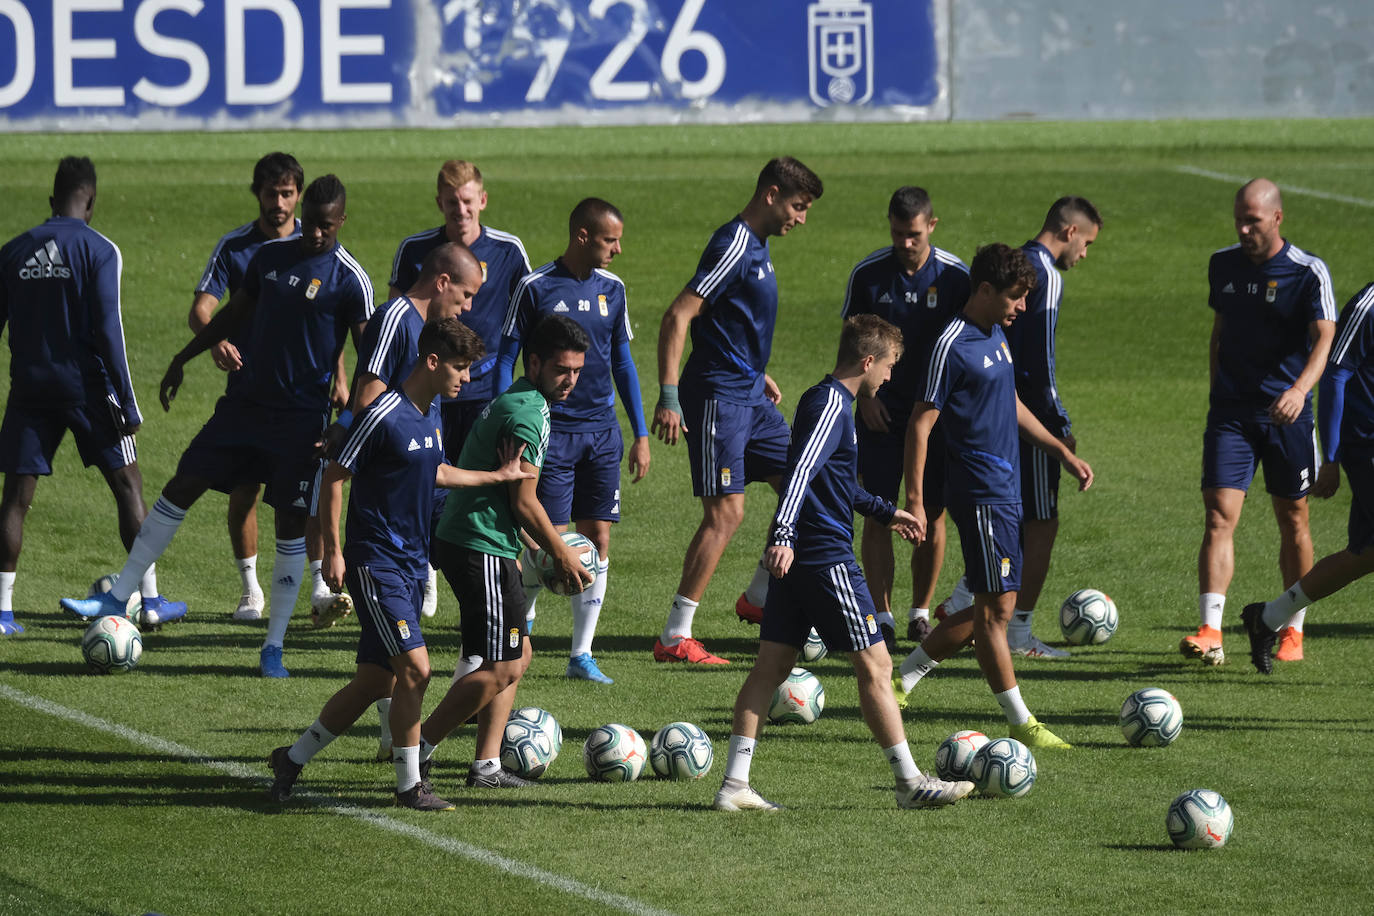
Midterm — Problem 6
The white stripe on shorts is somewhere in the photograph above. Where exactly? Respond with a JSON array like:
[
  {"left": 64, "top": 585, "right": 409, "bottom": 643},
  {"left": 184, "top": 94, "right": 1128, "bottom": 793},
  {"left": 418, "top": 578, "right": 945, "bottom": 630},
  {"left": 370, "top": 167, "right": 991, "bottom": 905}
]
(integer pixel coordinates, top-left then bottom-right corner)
[
  {"left": 357, "top": 566, "right": 401, "bottom": 658},
  {"left": 828, "top": 563, "right": 866, "bottom": 650}
]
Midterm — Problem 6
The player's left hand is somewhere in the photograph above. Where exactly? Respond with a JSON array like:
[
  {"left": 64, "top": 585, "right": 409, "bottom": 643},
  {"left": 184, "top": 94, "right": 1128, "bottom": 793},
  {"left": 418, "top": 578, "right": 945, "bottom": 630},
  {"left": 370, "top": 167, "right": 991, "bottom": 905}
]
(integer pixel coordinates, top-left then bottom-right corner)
[
  {"left": 889, "top": 508, "right": 924, "bottom": 543},
  {"left": 1268, "top": 387, "right": 1306, "bottom": 425},
  {"left": 763, "top": 374, "right": 782, "bottom": 405},
  {"left": 1312, "top": 461, "right": 1341, "bottom": 499},
  {"left": 1065, "top": 454, "right": 1094, "bottom": 491},
  {"left": 763, "top": 545, "right": 793, "bottom": 578},
  {"left": 159, "top": 360, "right": 185, "bottom": 411},
  {"left": 628, "top": 436, "right": 651, "bottom": 482}
]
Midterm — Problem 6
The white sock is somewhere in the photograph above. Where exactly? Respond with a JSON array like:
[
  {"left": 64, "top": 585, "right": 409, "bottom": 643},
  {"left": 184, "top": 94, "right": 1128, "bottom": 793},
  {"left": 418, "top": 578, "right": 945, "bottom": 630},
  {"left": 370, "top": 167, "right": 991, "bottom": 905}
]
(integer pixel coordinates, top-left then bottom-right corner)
[
  {"left": 994, "top": 685, "right": 1032, "bottom": 726},
  {"left": 264, "top": 537, "right": 307, "bottom": 648},
  {"left": 1286, "top": 608, "right": 1307, "bottom": 632},
  {"left": 875, "top": 610, "right": 896, "bottom": 630},
  {"left": 661, "top": 594, "right": 699, "bottom": 645},
  {"left": 1199, "top": 592, "right": 1225, "bottom": 629},
  {"left": 948, "top": 576, "right": 973, "bottom": 612},
  {"left": 472, "top": 757, "right": 500, "bottom": 775},
  {"left": 743, "top": 563, "right": 770, "bottom": 607},
  {"left": 725, "top": 734, "right": 755, "bottom": 782},
  {"left": 419, "top": 737, "right": 439, "bottom": 763},
  {"left": 139, "top": 564, "right": 158, "bottom": 599},
  {"left": 525, "top": 593, "right": 539, "bottom": 629},
  {"left": 0, "top": 571, "right": 14, "bottom": 612},
  {"left": 310, "top": 559, "right": 328, "bottom": 600},
  {"left": 450, "top": 654, "right": 482, "bottom": 685},
  {"left": 1262, "top": 583, "right": 1309, "bottom": 631},
  {"left": 114, "top": 497, "right": 185, "bottom": 602},
  {"left": 899, "top": 647, "right": 938, "bottom": 692},
  {"left": 884, "top": 742, "right": 921, "bottom": 783},
  {"left": 1007, "top": 609, "right": 1032, "bottom": 644},
  {"left": 571, "top": 558, "right": 609, "bottom": 657},
  {"left": 239, "top": 555, "right": 261, "bottom": 596},
  {"left": 375, "top": 698, "right": 393, "bottom": 747},
  {"left": 288, "top": 718, "right": 336, "bottom": 765},
  {"left": 910, "top": 607, "right": 929, "bottom": 622},
  {"left": 393, "top": 745, "right": 420, "bottom": 792}
]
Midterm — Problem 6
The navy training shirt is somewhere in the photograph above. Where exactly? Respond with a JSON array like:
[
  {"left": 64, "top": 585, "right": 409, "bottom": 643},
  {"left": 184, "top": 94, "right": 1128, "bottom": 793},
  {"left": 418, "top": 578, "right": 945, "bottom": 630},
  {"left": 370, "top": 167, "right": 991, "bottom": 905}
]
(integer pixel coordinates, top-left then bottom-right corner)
[
  {"left": 1005, "top": 240, "right": 1072, "bottom": 438},
  {"left": 1209, "top": 240, "right": 1335, "bottom": 417},
  {"left": 922, "top": 316, "right": 1021, "bottom": 506},
  {"left": 0, "top": 216, "right": 141, "bottom": 426},
  {"left": 681, "top": 217, "right": 778, "bottom": 404},
  {"left": 769, "top": 375, "right": 895, "bottom": 566}
]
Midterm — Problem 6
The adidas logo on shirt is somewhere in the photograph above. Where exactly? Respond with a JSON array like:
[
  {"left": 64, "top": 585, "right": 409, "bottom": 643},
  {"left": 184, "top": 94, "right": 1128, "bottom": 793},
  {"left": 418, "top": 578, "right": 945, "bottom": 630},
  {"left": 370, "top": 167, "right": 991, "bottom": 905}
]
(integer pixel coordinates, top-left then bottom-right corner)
[
  {"left": 983, "top": 355, "right": 994, "bottom": 368},
  {"left": 407, "top": 438, "right": 421, "bottom": 451},
  {"left": 265, "top": 270, "right": 278, "bottom": 280},
  {"left": 877, "top": 292, "right": 893, "bottom": 304},
  {"left": 1222, "top": 282, "right": 1235, "bottom": 294},
  {"left": 18, "top": 240, "right": 72, "bottom": 279},
  {"left": 554, "top": 300, "right": 569, "bottom": 312}
]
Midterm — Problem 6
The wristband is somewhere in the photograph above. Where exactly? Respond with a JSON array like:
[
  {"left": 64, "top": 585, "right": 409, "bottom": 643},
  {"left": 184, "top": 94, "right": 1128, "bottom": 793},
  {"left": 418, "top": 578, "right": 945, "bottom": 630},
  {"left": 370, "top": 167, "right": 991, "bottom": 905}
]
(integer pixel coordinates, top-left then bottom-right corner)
[
  {"left": 335, "top": 409, "right": 353, "bottom": 428},
  {"left": 657, "top": 384, "right": 682, "bottom": 416}
]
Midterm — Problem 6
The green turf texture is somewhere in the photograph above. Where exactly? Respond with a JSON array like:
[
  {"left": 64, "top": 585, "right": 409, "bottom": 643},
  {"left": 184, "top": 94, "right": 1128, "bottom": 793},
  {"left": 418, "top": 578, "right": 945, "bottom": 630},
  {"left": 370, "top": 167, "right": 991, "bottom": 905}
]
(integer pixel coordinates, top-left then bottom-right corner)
[{"left": 3, "top": 120, "right": 1374, "bottom": 915}]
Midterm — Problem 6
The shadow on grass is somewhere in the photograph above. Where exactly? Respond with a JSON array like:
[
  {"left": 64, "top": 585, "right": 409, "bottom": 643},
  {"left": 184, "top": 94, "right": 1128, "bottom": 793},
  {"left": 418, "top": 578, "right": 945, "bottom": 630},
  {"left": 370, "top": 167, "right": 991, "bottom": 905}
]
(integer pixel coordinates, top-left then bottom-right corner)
[{"left": 1103, "top": 843, "right": 1182, "bottom": 852}]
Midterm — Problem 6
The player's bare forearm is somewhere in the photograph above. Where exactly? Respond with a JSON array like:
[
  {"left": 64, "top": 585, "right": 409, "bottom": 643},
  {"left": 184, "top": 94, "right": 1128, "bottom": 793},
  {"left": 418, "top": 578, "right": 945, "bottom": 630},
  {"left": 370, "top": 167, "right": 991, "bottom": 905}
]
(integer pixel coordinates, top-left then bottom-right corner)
[
  {"left": 903, "top": 403, "right": 939, "bottom": 512},
  {"left": 1208, "top": 313, "right": 1223, "bottom": 388},
  {"left": 188, "top": 291, "right": 218, "bottom": 333},
  {"left": 656, "top": 288, "right": 702, "bottom": 387},
  {"left": 353, "top": 374, "right": 387, "bottom": 413},
  {"left": 318, "top": 465, "right": 350, "bottom": 589},
  {"left": 510, "top": 472, "right": 593, "bottom": 591}
]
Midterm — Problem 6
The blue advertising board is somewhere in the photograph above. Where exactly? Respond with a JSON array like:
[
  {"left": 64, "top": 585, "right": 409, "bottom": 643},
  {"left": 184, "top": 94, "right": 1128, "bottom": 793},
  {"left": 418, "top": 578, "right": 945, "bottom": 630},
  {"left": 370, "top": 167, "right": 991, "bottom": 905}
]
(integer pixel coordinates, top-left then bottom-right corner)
[{"left": 0, "top": 1, "right": 945, "bottom": 128}]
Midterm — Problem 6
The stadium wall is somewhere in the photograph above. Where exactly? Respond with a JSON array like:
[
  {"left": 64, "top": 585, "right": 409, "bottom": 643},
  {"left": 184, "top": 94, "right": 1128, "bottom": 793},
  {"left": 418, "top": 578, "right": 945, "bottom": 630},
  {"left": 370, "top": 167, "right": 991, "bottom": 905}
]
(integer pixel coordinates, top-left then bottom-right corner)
[{"left": 0, "top": 0, "right": 1370, "bottom": 132}]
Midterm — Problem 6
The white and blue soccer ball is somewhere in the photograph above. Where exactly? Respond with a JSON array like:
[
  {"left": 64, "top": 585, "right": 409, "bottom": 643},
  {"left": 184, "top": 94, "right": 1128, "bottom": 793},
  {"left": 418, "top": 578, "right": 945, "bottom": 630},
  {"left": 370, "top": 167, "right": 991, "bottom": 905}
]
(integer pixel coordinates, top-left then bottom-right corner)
[
  {"left": 88, "top": 572, "right": 140, "bottom": 618},
  {"left": 583, "top": 724, "right": 647, "bottom": 782},
  {"left": 935, "top": 730, "right": 990, "bottom": 782},
  {"left": 801, "top": 628, "right": 828, "bottom": 663},
  {"left": 768, "top": 667, "right": 826, "bottom": 724},
  {"left": 969, "top": 737, "right": 1037, "bottom": 798},
  {"left": 1167, "top": 789, "right": 1234, "bottom": 849},
  {"left": 650, "top": 722, "right": 714, "bottom": 780},
  {"left": 1059, "top": 588, "right": 1119, "bottom": 645},
  {"left": 501, "top": 713, "right": 561, "bottom": 779},
  {"left": 81, "top": 615, "right": 142, "bottom": 674},
  {"left": 510, "top": 706, "right": 563, "bottom": 757},
  {"left": 1120, "top": 687, "right": 1183, "bottom": 747},
  {"left": 530, "top": 533, "right": 599, "bottom": 596}
]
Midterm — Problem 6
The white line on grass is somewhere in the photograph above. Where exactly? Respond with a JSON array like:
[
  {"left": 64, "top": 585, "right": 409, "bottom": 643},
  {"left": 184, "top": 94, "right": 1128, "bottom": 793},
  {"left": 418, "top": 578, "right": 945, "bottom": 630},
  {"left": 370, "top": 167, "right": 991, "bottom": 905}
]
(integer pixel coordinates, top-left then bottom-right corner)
[
  {"left": 1174, "top": 165, "right": 1374, "bottom": 208},
  {"left": 0, "top": 682, "right": 680, "bottom": 916}
]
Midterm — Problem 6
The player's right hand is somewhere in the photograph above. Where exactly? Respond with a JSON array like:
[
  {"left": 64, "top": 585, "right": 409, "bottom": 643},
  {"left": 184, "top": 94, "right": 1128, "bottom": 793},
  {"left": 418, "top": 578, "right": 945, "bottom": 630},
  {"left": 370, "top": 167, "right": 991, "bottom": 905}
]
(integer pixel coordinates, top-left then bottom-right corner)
[
  {"left": 158, "top": 360, "right": 184, "bottom": 411},
  {"left": 211, "top": 340, "right": 243, "bottom": 372},
  {"left": 1312, "top": 462, "right": 1340, "bottom": 499},
  {"left": 763, "top": 545, "right": 793, "bottom": 578},
  {"left": 324, "top": 549, "right": 347, "bottom": 592},
  {"left": 555, "top": 549, "right": 596, "bottom": 594},
  {"left": 652, "top": 403, "right": 686, "bottom": 445},
  {"left": 889, "top": 507, "right": 924, "bottom": 543}
]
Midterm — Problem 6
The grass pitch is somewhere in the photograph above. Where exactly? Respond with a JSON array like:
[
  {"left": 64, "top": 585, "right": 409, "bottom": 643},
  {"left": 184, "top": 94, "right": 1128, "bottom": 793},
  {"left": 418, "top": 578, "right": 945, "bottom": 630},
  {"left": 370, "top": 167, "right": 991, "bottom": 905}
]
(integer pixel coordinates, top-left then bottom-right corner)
[{"left": 2, "top": 120, "right": 1374, "bottom": 915}]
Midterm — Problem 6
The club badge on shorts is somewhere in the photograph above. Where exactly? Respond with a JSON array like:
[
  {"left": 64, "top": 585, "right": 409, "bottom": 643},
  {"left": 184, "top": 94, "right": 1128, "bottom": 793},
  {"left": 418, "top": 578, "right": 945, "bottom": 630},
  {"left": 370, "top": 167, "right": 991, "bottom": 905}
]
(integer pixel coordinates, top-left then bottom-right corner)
[
  {"left": 1001, "top": 557, "right": 1011, "bottom": 578},
  {"left": 397, "top": 619, "right": 410, "bottom": 639},
  {"left": 509, "top": 627, "right": 520, "bottom": 649},
  {"left": 865, "top": 614, "right": 877, "bottom": 634},
  {"left": 720, "top": 467, "right": 731, "bottom": 487}
]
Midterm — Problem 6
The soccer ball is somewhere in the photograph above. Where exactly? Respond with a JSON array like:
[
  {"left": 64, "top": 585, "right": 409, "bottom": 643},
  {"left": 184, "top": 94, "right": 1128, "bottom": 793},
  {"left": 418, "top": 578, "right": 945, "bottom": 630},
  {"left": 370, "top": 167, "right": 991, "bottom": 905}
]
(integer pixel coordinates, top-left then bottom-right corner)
[
  {"left": 1120, "top": 687, "right": 1183, "bottom": 747},
  {"left": 583, "top": 724, "right": 647, "bottom": 782},
  {"left": 934, "top": 730, "right": 990, "bottom": 781},
  {"left": 801, "top": 628, "right": 828, "bottom": 663},
  {"left": 969, "top": 737, "right": 1037, "bottom": 798},
  {"left": 1167, "top": 789, "right": 1234, "bottom": 849},
  {"left": 1059, "top": 588, "right": 1119, "bottom": 645},
  {"left": 768, "top": 667, "right": 825, "bottom": 724},
  {"left": 510, "top": 706, "right": 563, "bottom": 757},
  {"left": 81, "top": 615, "right": 142, "bottom": 674},
  {"left": 649, "top": 722, "right": 714, "bottom": 780},
  {"left": 88, "top": 572, "right": 140, "bottom": 617},
  {"left": 501, "top": 718, "right": 558, "bottom": 778},
  {"left": 530, "top": 533, "right": 599, "bottom": 596}
]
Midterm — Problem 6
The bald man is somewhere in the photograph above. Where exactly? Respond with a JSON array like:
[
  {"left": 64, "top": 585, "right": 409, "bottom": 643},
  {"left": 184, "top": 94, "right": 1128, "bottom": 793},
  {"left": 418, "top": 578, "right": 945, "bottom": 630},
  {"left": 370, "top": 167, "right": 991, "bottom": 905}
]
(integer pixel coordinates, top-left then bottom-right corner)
[{"left": 1184, "top": 178, "right": 1336, "bottom": 666}]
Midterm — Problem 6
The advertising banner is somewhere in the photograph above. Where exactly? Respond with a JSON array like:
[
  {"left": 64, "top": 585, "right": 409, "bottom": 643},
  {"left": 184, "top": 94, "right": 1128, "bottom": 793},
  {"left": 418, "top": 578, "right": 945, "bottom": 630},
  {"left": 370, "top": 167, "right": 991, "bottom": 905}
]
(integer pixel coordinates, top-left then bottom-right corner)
[{"left": 0, "top": 0, "right": 948, "bottom": 129}]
